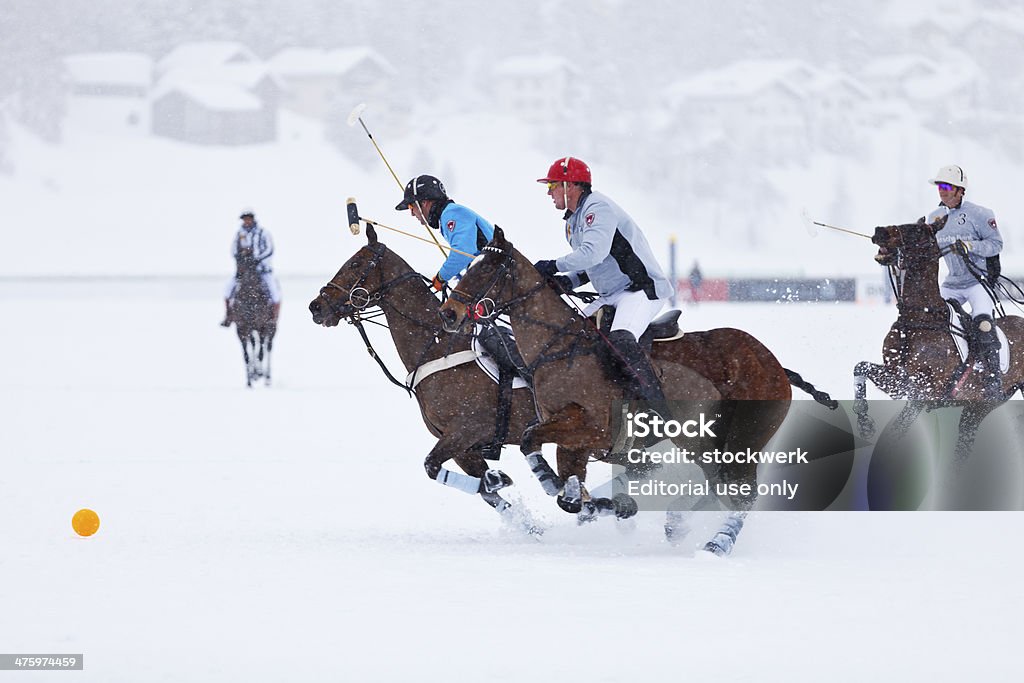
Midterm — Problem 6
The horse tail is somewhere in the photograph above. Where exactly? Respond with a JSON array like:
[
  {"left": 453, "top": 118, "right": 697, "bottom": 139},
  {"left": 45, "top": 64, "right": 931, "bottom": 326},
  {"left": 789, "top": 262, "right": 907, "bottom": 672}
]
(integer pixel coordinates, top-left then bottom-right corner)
[{"left": 784, "top": 368, "right": 839, "bottom": 410}]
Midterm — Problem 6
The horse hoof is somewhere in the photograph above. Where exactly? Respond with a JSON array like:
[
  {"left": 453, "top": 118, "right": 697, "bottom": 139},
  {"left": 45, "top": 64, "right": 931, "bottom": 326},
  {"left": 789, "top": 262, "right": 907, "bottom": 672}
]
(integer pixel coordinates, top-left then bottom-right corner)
[
  {"left": 702, "top": 537, "right": 732, "bottom": 557},
  {"left": 612, "top": 493, "right": 638, "bottom": 520},
  {"left": 557, "top": 495, "right": 583, "bottom": 514}
]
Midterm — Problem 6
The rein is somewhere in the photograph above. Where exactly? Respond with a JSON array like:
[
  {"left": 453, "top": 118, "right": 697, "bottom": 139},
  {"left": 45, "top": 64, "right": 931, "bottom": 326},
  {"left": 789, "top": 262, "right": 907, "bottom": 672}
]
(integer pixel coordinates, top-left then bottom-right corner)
[
  {"left": 452, "top": 246, "right": 639, "bottom": 377},
  {"left": 320, "top": 244, "right": 466, "bottom": 396}
]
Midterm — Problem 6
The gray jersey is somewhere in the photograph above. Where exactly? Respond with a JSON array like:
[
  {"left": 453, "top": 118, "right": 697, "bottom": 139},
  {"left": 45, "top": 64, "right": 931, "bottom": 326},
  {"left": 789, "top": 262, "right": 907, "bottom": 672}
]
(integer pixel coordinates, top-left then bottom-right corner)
[
  {"left": 928, "top": 200, "right": 1001, "bottom": 290},
  {"left": 555, "top": 190, "right": 674, "bottom": 301}
]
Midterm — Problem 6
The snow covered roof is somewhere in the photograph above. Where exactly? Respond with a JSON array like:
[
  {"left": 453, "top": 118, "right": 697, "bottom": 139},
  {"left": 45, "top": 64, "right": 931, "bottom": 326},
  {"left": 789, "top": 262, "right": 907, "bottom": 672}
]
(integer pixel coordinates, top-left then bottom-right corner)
[
  {"left": 664, "top": 60, "right": 815, "bottom": 106},
  {"left": 158, "top": 42, "right": 260, "bottom": 73},
  {"left": 862, "top": 48, "right": 978, "bottom": 100},
  {"left": 860, "top": 54, "right": 939, "bottom": 81},
  {"left": 665, "top": 59, "right": 872, "bottom": 108},
  {"left": 157, "top": 63, "right": 280, "bottom": 92},
  {"left": 152, "top": 82, "right": 263, "bottom": 111},
  {"left": 883, "top": 2, "right": 1024, "bottom": 33},
  {"left": 492, "top": 55, "right": 579, "bottom": 78},
  {"left": 268, "top": 47, "right": 396, "bottom": 77},
  {"left": 63, "top": 52, "right": 153, "bottom": 87}
]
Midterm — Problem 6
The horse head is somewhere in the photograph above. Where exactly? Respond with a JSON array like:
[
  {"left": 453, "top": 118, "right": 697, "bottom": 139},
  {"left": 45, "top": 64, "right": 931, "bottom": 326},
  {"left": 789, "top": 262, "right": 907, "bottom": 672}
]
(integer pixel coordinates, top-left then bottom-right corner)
[
  {"left": 438, "top": 226, "right": 529, "bottom": 332},
  {"left": 309, "top": 226, "right": 391, "bottom": 326},
  {"left": 871, "top": 215, "right": 945, "bottom": 266}
]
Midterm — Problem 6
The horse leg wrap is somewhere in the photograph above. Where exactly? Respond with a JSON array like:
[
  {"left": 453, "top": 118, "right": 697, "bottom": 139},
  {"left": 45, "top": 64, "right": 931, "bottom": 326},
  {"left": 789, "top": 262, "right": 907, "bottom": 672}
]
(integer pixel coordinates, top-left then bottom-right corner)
[
  {"left": 557, "top": 475, "right": 584, "bottom": 514},
  {"left": 702, "top": 511, "right": 747, "bottom": 557},
  {"left": 435, "top": 468, "right": 482, "bottom": 495},
  {"left": 664, "top": 510, "right": 693, "bottom": 545},
  {"left": 525, "top": 452, "right": 563, "bottom": 496}
]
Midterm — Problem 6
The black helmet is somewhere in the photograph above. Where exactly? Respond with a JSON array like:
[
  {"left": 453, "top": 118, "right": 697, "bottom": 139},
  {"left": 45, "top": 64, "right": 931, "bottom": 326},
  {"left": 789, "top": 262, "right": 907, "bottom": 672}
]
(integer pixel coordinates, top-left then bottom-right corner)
[{"left": 395, "top": 175, "right": 447, "bottom": 210}]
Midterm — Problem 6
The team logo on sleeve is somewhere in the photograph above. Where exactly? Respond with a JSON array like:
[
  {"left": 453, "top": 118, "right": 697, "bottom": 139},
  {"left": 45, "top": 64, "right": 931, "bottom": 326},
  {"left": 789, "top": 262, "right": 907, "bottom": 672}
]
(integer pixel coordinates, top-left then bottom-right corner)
[
  {"left": 585, "top": 212, "right": 596, "bottom": 227},
  {"left": 989, "top": 218, "right": 998, "bottom": 230},
  {"left": 447, "top": 220, "right": 456, "bottom": 231}
]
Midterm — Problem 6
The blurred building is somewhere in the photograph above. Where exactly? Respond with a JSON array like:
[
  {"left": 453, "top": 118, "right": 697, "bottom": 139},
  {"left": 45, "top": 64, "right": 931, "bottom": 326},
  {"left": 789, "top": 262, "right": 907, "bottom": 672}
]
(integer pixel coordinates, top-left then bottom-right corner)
[
  {"left": 151, "top": 41, "right": 283, "bottom": 145},
  {"left": 63, "top": 52, "right": 153, "bottom": 134}
]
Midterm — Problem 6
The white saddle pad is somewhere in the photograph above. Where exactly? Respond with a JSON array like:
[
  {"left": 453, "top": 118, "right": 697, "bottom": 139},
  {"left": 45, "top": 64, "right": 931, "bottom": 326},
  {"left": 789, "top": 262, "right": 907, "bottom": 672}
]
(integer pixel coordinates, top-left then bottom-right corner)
[{"left": 471, "top": 337, "right": 529, "bottom": 389}]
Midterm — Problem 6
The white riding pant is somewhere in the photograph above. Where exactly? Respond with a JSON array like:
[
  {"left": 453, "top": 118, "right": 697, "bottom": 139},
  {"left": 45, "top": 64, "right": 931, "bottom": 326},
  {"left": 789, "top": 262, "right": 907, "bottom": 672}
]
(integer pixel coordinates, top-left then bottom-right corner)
[
  {"left": 224, "top": 273, "right": 282, "bottom": 304},
  {"left": 582, "top": 289, "right": 669, "bottom": 340},
  {"left": 940, "top": 282, "right": 993, "bottom": 319}
]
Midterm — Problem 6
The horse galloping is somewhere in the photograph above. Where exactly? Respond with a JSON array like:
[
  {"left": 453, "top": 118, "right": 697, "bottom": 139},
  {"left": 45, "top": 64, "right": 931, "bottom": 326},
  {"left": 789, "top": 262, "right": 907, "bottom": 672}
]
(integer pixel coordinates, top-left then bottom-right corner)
[
  {"left": 308, "top": 226, "right": 550, "bottom": 532},
  {"left": 854, "top": 216, "right": 1024, "bottom": 460},
  {"left": 439, "top": 227, "right": 837, "bottom": 554}
]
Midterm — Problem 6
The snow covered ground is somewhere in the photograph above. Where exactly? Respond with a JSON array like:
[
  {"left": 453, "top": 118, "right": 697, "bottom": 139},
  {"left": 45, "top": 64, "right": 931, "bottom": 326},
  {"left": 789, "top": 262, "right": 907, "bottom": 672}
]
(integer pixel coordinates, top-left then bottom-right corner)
[{"left": 2, "top": 276, "right": 1022, "bottom": 682}]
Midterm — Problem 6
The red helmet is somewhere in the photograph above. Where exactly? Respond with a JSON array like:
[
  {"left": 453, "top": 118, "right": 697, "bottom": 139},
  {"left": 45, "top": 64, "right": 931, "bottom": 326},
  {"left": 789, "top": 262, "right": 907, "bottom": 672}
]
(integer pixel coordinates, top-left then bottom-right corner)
[{"left": 537, "top": 156, "right": 591, "bottom": 184}]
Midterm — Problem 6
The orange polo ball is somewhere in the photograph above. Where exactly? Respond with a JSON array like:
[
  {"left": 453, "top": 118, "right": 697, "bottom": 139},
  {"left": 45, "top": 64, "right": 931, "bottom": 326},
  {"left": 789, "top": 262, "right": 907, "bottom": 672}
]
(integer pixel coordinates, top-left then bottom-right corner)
[{"left": 72, "top": 509, "right": 100, "bottom": 537}]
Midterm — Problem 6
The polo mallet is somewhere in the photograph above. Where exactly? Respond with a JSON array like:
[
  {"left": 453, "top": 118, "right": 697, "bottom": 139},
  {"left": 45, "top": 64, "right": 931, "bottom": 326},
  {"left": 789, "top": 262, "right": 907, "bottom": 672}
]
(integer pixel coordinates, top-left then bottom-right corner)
[
  {"left": 345, "top": 198, "right": 473, "bottom": 257},
  {"left": 801, "top": 207, "right": 872, "bottom": 240},
  {"left": 347, "top": 103, "right": 446, "bottom": 256}
]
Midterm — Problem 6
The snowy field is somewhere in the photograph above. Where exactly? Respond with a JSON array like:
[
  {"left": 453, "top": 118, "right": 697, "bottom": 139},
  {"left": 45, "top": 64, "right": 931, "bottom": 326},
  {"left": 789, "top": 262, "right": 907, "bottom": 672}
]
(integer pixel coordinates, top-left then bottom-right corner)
[{"left": 2, "top": 276, "right": 1022, "bottom": 682}]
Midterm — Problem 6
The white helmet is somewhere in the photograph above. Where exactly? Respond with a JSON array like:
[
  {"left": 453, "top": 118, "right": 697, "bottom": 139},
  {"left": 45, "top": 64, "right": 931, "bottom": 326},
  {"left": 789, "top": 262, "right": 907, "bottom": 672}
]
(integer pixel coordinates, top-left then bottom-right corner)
[{"left": 929, "top": 165, "right": 968, "bottom": 189}]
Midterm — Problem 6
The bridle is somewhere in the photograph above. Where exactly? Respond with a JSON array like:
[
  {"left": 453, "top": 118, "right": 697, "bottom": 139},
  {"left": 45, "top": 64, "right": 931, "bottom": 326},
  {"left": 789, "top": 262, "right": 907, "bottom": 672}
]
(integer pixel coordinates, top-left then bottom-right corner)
[
  {"left": 318, "top": 242, "right": 424, "bottom": 320},
  {"left": 317, "top": 242, "right": 460, "bottom": 395},
  {"left": 446, "top": 245, "right": 605, "bottom": 375},
  {"left": 447, "top": 245, "right": 548, "bottom": 323}
]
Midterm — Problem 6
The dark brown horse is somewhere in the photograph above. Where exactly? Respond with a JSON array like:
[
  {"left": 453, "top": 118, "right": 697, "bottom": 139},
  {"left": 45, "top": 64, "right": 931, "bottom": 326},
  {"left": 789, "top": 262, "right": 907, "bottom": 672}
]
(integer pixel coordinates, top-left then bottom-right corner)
[
  {"left": 308, "top": 226, "right": 554, "bottom": 532},
  {"left": 854, "top": 217, "right": 1024, "bottom": 460},
  {"left": 439, "top": 227, "right": 836, "bottom": 554},
  {"left": 232, "top": 255, "right": 276, "bottom": 388}
]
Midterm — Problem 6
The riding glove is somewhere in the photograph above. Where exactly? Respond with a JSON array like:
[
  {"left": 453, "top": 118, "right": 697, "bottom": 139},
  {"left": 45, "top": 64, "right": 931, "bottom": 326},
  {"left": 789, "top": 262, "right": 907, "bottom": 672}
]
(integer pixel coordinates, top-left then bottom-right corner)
[
  {"left": 952, "top": 240, "right": 972, "bottom": 256},
  {"left": 551, "top": 275, "right": 573, "bottom": 292},
  {"left": 533, "top": 260, "right": 558, "bottom": 278},
  {"left": 431, "top": 274, "right": 445, "bottom": 292}
]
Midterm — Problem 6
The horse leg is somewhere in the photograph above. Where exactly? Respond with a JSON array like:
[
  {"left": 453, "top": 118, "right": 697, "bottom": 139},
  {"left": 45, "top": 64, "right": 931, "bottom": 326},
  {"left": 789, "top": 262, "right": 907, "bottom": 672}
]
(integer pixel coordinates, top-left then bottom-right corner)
[
  {"left": 449, "top": 452, "right": 543, "bottom": 536},
  {"left": 882, "top": 400, "right": 927, "bottom": 445},
  {"left": 520, "top": 421, "right": 562, "bottom": 497},
  {"left": 264, "top": 331, "right": 274, "bottom": 386},
  {"left": 854, "top": 361, "right": 905, "bottom": 438},
  {"left": 425, "top": 434, "right": 514, "bottom": 498},
  {"left": 664, "top": 509, "right": 693, "bottom": 545},
  {"left": 238, "top": 330, "right": 253, "bottom": 388},
  {"left": 703, "top": 511, "right": 749, "bottom": 557},
  {"left": 953, "top": 403, "right": 997, "bottom": 468}
]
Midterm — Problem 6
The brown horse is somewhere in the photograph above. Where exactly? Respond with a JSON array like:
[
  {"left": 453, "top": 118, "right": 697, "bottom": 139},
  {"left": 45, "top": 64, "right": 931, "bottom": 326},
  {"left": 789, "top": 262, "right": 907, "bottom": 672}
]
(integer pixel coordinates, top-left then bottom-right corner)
[
  {"left": 439, "top": 227, "right": 837, "bottom": 554},
  {"left": 308, "top": 226, "right": 556, "bottom": 532},
  {"left": 854, "top": 217, "right": 1024, "bottom": 460},
  {"left": 232, "top": 254, "right": 276, "bottom": 388}
]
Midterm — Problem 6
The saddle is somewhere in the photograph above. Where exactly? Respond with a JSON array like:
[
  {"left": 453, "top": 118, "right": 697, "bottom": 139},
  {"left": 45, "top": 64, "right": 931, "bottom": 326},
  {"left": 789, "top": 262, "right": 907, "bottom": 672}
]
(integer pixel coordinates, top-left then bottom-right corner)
[
  {"left": 593, "top": 305, "right": 683, "bottom": 385},
  {"left": 594, "top": 305, "right": 683, "bottom": 352}
]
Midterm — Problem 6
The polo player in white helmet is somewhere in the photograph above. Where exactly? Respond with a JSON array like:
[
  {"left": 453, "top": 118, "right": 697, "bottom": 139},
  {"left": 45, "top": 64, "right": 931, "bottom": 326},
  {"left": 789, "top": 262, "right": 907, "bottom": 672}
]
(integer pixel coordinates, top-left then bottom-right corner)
[{"left": 926, "top": 165, "right": 1004, "bottom": 399}]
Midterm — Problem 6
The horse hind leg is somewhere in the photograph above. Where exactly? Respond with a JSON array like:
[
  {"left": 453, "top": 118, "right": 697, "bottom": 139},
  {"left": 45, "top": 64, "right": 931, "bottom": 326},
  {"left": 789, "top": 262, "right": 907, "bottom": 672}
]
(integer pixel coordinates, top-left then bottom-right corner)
[
  {"left": 702, "top": 511, "right": 748, "bottom": 557},
  {"left": 263, "top": 334, "right": 273, "bottom": 386}
]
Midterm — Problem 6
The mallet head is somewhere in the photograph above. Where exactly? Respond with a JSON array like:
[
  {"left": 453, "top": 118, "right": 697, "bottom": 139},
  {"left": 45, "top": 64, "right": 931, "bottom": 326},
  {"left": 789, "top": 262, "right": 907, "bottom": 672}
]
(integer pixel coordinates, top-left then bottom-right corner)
[
  {"left": 346, "top": 198, "right": 361, "bottom": 235},
  {"left": 347, "top": 103, "right": 367, "bottom": 127}
]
